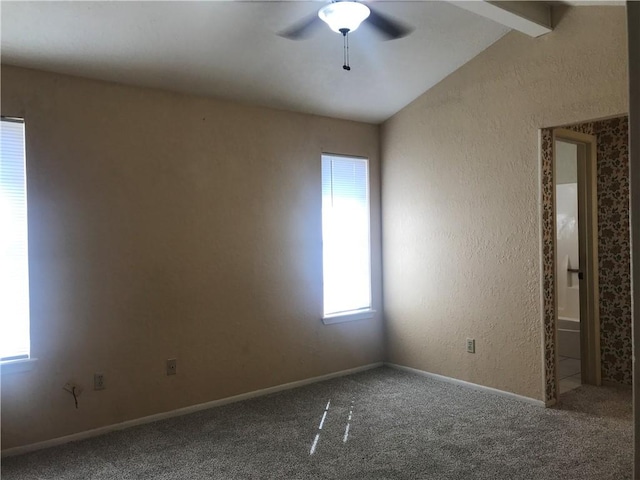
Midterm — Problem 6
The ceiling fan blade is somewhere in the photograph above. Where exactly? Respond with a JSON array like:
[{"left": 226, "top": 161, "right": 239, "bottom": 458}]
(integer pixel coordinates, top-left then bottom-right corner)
[
  {"left": 278, "top": 14, "right": 323, "bottom": 40},
  {"left": 366, "top": 7, "right": 412, "bottom": 40}
]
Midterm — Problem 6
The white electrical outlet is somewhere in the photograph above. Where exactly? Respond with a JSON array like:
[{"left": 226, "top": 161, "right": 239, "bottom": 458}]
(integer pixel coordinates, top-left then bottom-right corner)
[
  {"left": 94, "top": 373, "right": 105, "bottom": 390},
  {"left": 466, "top": 338, "right": 476, "bottom": 354},
  {"left": 167, "top": 358, "right": 177, "bottom": 375}
]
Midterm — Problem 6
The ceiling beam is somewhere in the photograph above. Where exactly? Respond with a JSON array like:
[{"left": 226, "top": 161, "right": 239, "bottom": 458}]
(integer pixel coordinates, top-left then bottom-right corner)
[{"left": 449, "top": 1, "right": 553, "bottom": 37}]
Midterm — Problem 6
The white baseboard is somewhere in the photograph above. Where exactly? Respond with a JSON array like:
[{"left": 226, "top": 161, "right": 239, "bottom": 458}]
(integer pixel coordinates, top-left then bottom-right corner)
[
  {"left": 1, "top": 362, "right": 383, "bottom": 457},
  {"left": 385, "top": 362, "right": 546, "bottom": 407}
]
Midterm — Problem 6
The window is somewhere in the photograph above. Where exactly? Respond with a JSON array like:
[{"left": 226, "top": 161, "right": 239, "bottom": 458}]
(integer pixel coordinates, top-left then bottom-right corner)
[
  {"left": 1, "top": 117, "right": 30, "bottom": 362},
  {"left": 321, "top": 154, "right": 372, "bottom": 323}
]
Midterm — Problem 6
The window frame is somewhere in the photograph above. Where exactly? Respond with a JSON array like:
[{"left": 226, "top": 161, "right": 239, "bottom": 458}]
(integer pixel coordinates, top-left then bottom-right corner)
[
  {"left": 320, "top": 153, "right": 375, "bottom": 325},
  {"left": 1, "top": 116, "right": 35, "bottom": 371}
]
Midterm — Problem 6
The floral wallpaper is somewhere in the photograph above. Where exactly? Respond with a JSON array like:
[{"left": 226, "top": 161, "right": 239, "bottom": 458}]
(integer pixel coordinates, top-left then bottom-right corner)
[{"left": 541, "top": 116, "right": 630, "bottom": 403}]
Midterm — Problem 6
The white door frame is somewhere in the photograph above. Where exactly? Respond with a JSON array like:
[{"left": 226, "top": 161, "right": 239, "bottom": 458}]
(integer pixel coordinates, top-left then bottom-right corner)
[{"left": 553, "top": 128, "right": 601, "bottom": 388}]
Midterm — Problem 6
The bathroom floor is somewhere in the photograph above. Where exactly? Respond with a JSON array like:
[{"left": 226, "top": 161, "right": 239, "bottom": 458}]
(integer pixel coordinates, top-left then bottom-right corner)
[{"left": 559, "top": 356, "right": 581, "bottom": 394}]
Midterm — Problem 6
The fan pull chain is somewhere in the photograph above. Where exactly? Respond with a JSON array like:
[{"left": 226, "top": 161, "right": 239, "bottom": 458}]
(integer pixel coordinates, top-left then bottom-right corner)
[{"left": 340, "top": 28, "right": 351, "bottom": 71}]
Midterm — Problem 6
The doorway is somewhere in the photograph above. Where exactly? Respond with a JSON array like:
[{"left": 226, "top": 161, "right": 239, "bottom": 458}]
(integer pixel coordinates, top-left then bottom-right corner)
[
  {"left": 553, "top": 130, "right": 601, "bottom": 395},
  {"left": 540, "top": 116, "right": 631, "bottom": 406}
]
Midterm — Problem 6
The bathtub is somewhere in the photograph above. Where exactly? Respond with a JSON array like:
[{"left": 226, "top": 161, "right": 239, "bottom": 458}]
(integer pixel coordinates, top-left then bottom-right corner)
[{"left": 557, "top": 316, "right": 580, "bottom": 359}]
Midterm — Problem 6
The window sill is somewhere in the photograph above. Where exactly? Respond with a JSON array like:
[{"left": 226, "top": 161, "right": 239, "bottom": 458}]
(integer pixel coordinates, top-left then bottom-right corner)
[
  {"left": 322, "top": 309, "right": 376, "bottom": 325},
  {"left": 0, "top": 357, "right": 38, "bottom": 375}
]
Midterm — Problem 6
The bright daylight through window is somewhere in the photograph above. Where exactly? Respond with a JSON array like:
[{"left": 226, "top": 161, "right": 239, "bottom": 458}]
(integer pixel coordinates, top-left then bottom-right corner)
[
  {"left": 1, "top": 118, "right": 30, "bottom": 361},
  {"left": 321, "top": 154, "right": 371, "bottom": 320}
]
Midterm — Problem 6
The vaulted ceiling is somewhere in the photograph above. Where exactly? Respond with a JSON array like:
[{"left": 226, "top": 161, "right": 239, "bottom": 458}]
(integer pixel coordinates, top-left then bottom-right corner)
[{"left": 1, "top": 1, "right": 516, "bottom": 123}]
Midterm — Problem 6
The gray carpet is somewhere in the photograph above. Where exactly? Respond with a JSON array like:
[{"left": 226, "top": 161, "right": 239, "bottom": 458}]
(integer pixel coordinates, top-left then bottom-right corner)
[{"left": 1, "top": 367, "right": 632, "bottom": 479}]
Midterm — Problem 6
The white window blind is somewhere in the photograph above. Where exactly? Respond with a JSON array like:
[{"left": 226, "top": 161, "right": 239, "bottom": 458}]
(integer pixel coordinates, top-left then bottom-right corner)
[
  {"left": 1, "top": 118, "right": 30, "bottom": 361},
  {"left": 321, "top": 154, "right": 371, "bottom": 317}
]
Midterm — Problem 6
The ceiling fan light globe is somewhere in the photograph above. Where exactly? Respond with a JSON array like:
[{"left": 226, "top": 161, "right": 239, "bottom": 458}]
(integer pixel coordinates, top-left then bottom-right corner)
[{"left": 318, "top": 2, "right": 371, "bottom": 34}]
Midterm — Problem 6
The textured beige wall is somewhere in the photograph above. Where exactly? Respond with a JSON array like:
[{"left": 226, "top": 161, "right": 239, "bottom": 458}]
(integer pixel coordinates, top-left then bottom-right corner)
[
  {"left": 0, "top": 65, "right": 383, "bottom": 449},
  {"left": 381, "top": 6, "right": 628, "bottom": 400}
]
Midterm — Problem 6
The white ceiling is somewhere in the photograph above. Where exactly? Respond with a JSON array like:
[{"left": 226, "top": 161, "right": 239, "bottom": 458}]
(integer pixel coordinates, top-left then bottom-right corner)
[{"left": 0, "top": 1, "right": 509, "bottom": 123}]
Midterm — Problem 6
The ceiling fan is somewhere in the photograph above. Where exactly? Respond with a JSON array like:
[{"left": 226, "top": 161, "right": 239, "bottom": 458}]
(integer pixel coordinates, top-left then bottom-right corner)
[{"left": 279, "top": 1, "right": 412, "bottom": 71}]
